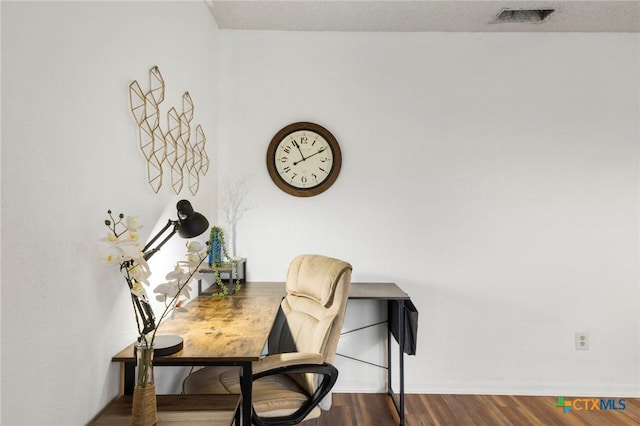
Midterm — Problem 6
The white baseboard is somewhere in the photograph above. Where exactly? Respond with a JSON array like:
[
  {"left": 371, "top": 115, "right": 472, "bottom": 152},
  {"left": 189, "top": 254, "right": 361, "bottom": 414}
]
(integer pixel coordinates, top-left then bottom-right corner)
[{"left": 334, "top": 380, "right": 386, "bottom": 393}]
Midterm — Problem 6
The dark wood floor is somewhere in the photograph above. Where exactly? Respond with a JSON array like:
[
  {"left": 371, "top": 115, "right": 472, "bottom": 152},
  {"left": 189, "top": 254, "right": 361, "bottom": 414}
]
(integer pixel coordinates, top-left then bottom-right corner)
[{"left": 305, "top": 394, "right": 640, "bottom": 425}]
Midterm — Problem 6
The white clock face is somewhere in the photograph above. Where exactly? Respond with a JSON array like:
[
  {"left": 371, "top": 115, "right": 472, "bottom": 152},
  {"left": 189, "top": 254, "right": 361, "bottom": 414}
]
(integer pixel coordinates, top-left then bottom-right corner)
[{"left": 274, "top": 130, "right": 334, "bottom": 189}]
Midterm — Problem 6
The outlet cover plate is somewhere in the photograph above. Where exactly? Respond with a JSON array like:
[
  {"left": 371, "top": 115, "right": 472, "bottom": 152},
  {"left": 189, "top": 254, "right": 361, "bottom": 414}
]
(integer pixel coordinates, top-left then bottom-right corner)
[{"left": 575, "top": 332, "right": 589, "bottom": 350}]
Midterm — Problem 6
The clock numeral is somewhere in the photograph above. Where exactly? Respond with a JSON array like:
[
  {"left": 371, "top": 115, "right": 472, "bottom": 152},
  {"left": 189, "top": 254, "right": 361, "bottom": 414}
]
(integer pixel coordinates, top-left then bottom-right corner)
[
  {"left": 311, "top": 173, "right": 318, "bottom": 181},
  {"left": 290, "top": 173, "right": 298, "bottom": 181},
  {"left": 300, "top": 135, "right": 308, "bottom": 144},
  {"left": 283, "top": 166, "right": 291, "bottom": 173},
  {"left": 319, "top": 167, "right": 327, "bottom": 173},
  {"left": 301, "top": 175, "right": 308, "bottom": 184},
  {"left": 283, "top": 146, "right": 291, "bottom": 154},
  {"left": 280, "top": 156, "right": 288, "bottom": 163}
]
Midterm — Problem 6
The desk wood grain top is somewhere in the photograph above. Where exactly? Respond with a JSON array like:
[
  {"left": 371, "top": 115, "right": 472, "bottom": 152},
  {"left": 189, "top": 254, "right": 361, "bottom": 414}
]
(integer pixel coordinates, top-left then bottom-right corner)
[
  {"left": 113, "top": 294, "right": 282, "bottom": 363},
  {"left": 201, "top": 281, "right": 409, "bottom": 299},
  {"left": 112, "top": 282, "right": 408, "bottom": 363}
]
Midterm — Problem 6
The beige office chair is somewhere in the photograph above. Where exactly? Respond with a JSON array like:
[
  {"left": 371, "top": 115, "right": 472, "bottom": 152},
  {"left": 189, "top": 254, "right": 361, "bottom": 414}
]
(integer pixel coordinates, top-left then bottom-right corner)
[{"left": 183, "top": 254, "right": 352, "bottom": 426}]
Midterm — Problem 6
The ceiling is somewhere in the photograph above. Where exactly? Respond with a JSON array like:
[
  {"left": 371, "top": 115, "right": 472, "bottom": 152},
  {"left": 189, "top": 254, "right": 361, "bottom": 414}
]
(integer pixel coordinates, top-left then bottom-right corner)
[{"left": 204, "top": 0, "right": 640, "bottom": 32}]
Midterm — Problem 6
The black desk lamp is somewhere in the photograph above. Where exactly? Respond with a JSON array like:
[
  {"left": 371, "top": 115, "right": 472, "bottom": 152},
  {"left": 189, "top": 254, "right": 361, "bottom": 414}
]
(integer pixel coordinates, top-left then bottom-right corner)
[{"left": 122, "top": 199, "right": 209, "bottom": 355}]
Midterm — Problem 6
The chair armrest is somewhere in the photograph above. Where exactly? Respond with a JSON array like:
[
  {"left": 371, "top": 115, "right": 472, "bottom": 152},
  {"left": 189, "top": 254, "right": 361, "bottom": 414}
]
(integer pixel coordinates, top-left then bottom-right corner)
[
  {"left": 253, "top": 352, "right": 324, "bottom": 375},
  {"left": 251, "top": 360, "right": 339, "bottom": 426}
]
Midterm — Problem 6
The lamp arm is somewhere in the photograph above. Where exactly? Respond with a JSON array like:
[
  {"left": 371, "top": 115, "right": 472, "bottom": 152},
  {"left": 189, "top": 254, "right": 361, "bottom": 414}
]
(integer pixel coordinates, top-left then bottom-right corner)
[
  {"left": 129, "top": 218, "right": 180, "bottom": 333},
  {"left": 130, "top": 290, "right": 156, "bottom": 335},
  {"left": 142, "top": 219, "right": 179, "bottom": 261},
  {"left": 121, "top": 263, "right": 157, "bottom": 334}
]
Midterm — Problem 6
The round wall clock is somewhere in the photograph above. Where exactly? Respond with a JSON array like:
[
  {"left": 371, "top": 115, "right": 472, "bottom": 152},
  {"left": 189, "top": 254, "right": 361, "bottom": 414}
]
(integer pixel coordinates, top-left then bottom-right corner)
[{"left": 266, "top": 122, "right": 342, "bottom": 197}]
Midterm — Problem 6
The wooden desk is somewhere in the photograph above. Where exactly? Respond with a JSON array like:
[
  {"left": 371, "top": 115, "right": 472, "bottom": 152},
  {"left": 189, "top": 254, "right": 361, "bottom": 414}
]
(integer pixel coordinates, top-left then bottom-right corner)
[
  {"left": 112, "top": 292, "right": 282, "bottom": 426},
  {"left": 91, "top": 394, "right": 239, "bottom": 425},
  {"left": 112, "top": 282, "right": 412, "bottom": 426},
  {"left": 197, "top": 281, "right": 413, "bottom": 425}
]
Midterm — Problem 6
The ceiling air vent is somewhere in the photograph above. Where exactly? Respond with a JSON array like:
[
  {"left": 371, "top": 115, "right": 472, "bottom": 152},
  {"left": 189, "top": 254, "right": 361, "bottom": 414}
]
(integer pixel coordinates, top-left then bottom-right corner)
[{"left": 494, "top": 9, "right": 555, "bottom": 24}]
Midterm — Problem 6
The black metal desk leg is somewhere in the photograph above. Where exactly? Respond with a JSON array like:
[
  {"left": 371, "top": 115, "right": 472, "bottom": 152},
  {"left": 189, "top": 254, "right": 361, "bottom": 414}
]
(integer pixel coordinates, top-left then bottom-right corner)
[
  {"left": 387, "top": 313, "right": 392, "bottom": 396},
  {"left": 387, "top": 300, "right": 406, "bottom": 426},
  {"left": 398, "top": 301, "right": 405, "bottom": 426},
  {"left": 241, "top": 362, "right": 253, "bottom": 426},
  {"left": 123, "top": 362, "right": 135, "bottom": 395}
]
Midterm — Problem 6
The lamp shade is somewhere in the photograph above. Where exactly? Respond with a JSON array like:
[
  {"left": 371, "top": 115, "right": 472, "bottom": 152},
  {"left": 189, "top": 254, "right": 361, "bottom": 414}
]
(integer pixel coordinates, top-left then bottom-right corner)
[{"left": 176, "top": 200, "right": 209, "bottom": 238}]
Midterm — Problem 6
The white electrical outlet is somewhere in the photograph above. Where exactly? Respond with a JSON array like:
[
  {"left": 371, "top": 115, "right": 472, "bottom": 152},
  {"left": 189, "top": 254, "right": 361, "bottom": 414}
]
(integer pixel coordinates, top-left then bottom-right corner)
[{"left": 575, "top": 332, "right": 589, "bottom": 350}]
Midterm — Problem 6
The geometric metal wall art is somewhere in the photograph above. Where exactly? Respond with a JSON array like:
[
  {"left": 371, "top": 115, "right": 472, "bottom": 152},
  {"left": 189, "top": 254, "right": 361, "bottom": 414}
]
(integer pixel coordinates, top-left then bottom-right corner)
[{"left": 128, "top": 66, "right": 209, "bottom": 195}]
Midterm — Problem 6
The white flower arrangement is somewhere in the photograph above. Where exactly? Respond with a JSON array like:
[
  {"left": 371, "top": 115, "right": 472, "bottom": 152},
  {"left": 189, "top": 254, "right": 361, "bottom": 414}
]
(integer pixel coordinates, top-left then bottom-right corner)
[{"left": 102, "top": 211, "right": 208, "bottom": 349}]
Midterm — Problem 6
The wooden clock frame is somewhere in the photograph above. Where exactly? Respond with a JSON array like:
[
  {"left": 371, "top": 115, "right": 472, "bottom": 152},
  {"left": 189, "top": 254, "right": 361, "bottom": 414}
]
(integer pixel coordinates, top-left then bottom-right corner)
[{"left": 266, "top": 122, "right": 342, "bottom": 197}]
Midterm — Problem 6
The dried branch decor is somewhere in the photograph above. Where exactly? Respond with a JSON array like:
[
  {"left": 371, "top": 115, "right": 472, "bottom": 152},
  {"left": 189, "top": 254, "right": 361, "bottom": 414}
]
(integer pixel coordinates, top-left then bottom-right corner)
[{"left": 128, "top": 66, "right": 209, "bottom": 195}]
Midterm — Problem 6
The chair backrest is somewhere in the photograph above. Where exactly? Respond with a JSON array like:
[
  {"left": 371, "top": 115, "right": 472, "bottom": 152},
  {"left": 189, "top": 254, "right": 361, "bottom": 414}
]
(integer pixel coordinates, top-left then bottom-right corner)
[{"left": 273, "top": 254, "right": 352, "bottom": 395}]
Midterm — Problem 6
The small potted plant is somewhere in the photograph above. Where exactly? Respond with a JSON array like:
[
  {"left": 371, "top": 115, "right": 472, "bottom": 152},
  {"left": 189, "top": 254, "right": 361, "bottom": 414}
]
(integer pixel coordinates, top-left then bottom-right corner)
[{"left": 207, "top": 226, "right": 241, "bottom": 296}]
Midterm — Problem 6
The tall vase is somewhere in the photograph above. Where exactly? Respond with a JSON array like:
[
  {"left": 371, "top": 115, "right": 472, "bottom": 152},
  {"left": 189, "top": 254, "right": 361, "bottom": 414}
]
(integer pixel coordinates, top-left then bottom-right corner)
[
  {"left": 132, "top": 341, "right": 157, "bottom": 426},
  {"left": 208, "top": 230, "right": 222, "bottom": 266},
  {"left": 228, "top": 223, "right": 237, "bottom": 259}
]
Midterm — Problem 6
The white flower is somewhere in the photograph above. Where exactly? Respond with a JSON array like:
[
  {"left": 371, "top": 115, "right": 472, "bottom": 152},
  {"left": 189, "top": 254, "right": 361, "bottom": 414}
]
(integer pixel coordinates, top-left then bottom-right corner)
[
  {"left": 165, "top": 264, "right": 190, "bottom": 282},
  {"left": 185, "top": 247, "right": 206, "bottom": 274},
  {"left": 186, "top": 253, "right": 202, "bottom": 267},
  {"left": 104, "top": 247, "right": 125, "bottom": 264},
  {"left": 186, "top": 241, "right": 203, "bottom": 253},
  {"left": 129, "top": 261, "right": 151, "bottom": 286},
  {"left": 117, "top": 241, "right": 145, "bottom": 262},
  {"left": 104, "top": 233, "right": 120, "bottom": 243},
  {"left": 154, "top": 279, "right": 192, "bottom": 304},
  {"left": 180, "top": 283, "right": 192, "bottom": 299},
  {"left": 126, "top": 216, "right": 143, "bottom": 231},
  {"left": 131, "top": 281, "right": 148, "bottom": 300},
  {"left": 154, "top": 281, "right": 179, "bottom": 302},
  {"left": 169, "top": 300, "right": 188, "bottom": 318}
]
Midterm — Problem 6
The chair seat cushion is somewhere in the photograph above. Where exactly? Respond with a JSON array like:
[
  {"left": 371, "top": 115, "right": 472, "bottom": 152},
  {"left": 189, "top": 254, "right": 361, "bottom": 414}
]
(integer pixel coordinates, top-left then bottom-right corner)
[
  {"left": 183, "top": 366, "right": 237, "bottom": 395},
  {"left": 183, "top": 366, "right": 321, "bottom": 420}
]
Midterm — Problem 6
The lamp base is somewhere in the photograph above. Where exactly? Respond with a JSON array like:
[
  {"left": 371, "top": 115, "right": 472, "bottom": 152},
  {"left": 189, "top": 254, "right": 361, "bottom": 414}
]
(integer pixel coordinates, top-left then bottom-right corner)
[{"left": 153, "top": 335, "right": 184, "bottom": 356}]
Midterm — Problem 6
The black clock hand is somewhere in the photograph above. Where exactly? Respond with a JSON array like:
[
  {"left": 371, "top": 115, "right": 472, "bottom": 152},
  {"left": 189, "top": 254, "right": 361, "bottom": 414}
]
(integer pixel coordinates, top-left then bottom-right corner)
[
  {"left": 293, "top": 141, "right": 311, "bottom": 166},
  {"left": 301, "top": 147, "right": 326, "bottom": 161},
  {"left": 292, "top": 140, "right": 306, "bottom": 163}
]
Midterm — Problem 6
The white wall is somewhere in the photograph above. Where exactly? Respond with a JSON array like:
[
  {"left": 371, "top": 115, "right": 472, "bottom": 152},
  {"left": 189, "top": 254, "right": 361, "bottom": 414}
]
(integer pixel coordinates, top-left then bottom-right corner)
[
  {"left": 1, "top": 2, "right": 219, "bottom": 424},
  {"left": 2, "top": 2, "right": 639, "bottom": 425},
  {"left": 216, "top": 31, "right": 640, "bottom": 396}
]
